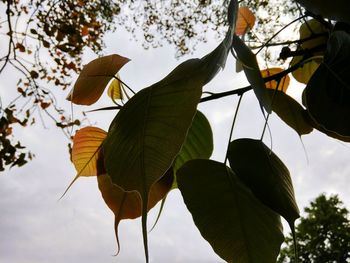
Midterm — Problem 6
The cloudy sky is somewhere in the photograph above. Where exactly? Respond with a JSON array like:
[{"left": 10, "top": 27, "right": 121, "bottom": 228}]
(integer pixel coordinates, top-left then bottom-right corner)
[{"left": 1, "top": 15, "right": 350, "bottom": 263}]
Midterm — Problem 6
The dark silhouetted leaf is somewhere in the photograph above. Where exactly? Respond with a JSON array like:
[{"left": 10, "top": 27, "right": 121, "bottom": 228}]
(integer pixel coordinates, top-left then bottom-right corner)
[
  {"left": 228, "top": 139, "right": 300, "bottom": 230},
  {"left": 266, "top": 89, "right": 313, "bottom": 135},
  {"left": 232, "top": 35, "right": 271, "bottom": 113},
  {"left": 295, "top": 0, "right": 350, "bottom": 24},
  {"left": 177, "top": 159, "right": 284, "bottom": 263},
  {"left": 67, "top": 54, "right": 130, "bottom": 105},
  {"left": 305, "top": 31, "right": 350, "bottom": 137}
]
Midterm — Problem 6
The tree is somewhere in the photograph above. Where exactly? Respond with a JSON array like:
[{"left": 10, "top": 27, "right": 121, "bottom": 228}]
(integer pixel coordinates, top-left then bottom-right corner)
[
  {"left": 0, "top": 0, "right": 296, "bottom": 171},
  {"left": 3, "top": 0, "right": 350, "bottom": 262},
  {"left": 278, "top": 194, "right": 350, "bottom": 262},
  {"left": 61, "top": 0, "right": 350, "bottom": 262}
]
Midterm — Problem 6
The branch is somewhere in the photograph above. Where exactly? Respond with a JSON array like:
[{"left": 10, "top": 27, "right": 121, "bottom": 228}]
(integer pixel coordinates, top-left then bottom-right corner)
[
  {"left": 200, "top": 58, "right": 307, "bottom": 103},
  {"left": 0, "top": 0, "right": 15, "bottom": 73}
]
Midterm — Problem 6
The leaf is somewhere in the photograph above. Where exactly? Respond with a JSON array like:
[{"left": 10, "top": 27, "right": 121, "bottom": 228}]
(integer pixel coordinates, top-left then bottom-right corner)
[
  {"left": 228, "top": 139, "right": 300, "bottom": 230},
  {"left": 71, "top": 126, "right": 107, "bottom": 176},
  {"left": 232, "top": 35, "right": 271, "bottom": 113},
  {"left": 67, "top": 54, "right": 130, "bottom": 105},
  {"left": 97, "top": 169, "right": 173, "bottom": 254},
  {"left": 107, "top": 76, "right": 123, "bottom": 102},
  {"left": 266, "top": 89, "right": 313, "bottom": 135},
  {"left": 172, "top": 110, "right": 213, "bottom": 187},
  {"left": 291, "top": 19, "right": 328, "bottom": 84},
  {"left": 261, "top": 68, "right": 290, "bottom": 92},
  {"left": 103, "top": 62, "right": 205, "bottom": 262},
  {"left": 295, "top": 0, "right": 350, "bottom": 24},
  {"left": 61, "top": 126, "right": 107, "bottom": 198},
  {"left": 291, "top": 55, "right": 322, "bottom": 84},
  {"left": 177, "top": 159, "right": 284, "bottom": 263},
  {"left": 235, "top": 6, "right": 256, "bottom": 36},
  {"left": 305, "top": 30, "right": 350, "bottom": 137},
  {"left": 299, "top": 19, "right": 329, "bottom": 51}
]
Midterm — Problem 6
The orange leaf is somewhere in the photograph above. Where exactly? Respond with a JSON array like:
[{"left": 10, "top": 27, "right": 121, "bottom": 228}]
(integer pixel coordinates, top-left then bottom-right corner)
[
  {"left": 60, "top": 126, "right": 106, "bottom": 198},
  {"left": 81, "top": 25, "right": 89, "bottom": 36},
  {"left": 97, "top": 169, "right": 173, "bottom": 254},
  {"left": 261, "top": 68, "right": 290, "bottom": 93},
  {"left": 67, "top": 54, "right": 130, "bottom": 105},
  {"left": 71, "top": 126, "right": 107, "bottom": 176},
  {"left": 235, "top": 7, "right": 256, "bottom": 36}
]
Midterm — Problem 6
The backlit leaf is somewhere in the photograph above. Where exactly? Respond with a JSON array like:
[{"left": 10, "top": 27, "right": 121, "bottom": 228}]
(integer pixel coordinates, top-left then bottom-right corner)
[
  {"left": 232, "top": 35, "right": 271, "bottom": 113},
  {"left": 107, "top": 76, "right": 123, "bottom": 102},
  {"left": 295, "top": 0, "right": 350, "bottom": 24},
  {"left": 235, "top": 6, "right": 256, "bottom": 36},
  {"left": 71, "top": 126, "right": 107, "bottom": 177},
  {"left": 61, "top": 126, "right": 107, "bottom": 197},
  {"left": 305, "top": 31, "right": 350, "bottom": 137},
  {"left": 97, "top": 169, "right": 173, "bottom": 254},
  {"left": 266, "top": 89, "right": 313, "bottom": 135},
  {"left": 67, "top": 54, "right": 130, "bottom": 105},
  {"left": 291, "top": 56, "right": 322, "bottom": 84},
  {"left": 291, "top": 19, "right": 328, "bottom": 84},
  {"left": 261, "top": 68, "right": 290, "bottom": 92},
  {"left": 177, "top": 159, "right": 284, "bottom": 263},
  {"left": 228, "top": 139, "right": 300, "bottom": 230},
  {"left": 172, "top": 110, "right": 213, "bottom": 187}
]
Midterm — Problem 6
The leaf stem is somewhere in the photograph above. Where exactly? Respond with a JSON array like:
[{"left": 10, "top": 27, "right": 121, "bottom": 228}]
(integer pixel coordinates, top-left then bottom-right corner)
[{"left": 224, "top": 94, "right": 243, "bottom": 165}]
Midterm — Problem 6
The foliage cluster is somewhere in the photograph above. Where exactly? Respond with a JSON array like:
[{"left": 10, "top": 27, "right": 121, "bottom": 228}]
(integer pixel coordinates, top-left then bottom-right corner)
[
  {"left": 279, "top": 194, "right": 350, "bottom": 262},
  {"left": 0, "top": 0, "right": 295, "bottom": 170},
  {"left": 62, "top": 0, "right": 350, "bottom": 262}
]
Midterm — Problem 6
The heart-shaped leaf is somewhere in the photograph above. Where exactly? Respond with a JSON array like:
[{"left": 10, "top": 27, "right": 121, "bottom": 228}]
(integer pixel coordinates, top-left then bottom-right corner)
[
  {"left": 228, "top": 139, "right": 300, "bottom": 230},
  {"left": 261, "top": 68, "right": 290, "bottom": 92},
  {"left": 177, "top": 159, "right": 284, "bottom": 263},
  {"left": 291, "top": 56, "right": 322, "bottom": 84},
  {"left": 305, "top": 30, "right": 350, "bottom": 137},
  {"left": 266, "top": 89, "right": 313, "bottom": 135},
  {"left": 97, "top": 169, "right": 173, "bottom": 254},
  {"left": 232, "top": 35, "right": 271, "bottom": 113},
  {"left": 67, "top": 54, "right": 130, "bottom": 105},
  {"left": 295, "top": 0, "right": 350, "bottom": 24}
]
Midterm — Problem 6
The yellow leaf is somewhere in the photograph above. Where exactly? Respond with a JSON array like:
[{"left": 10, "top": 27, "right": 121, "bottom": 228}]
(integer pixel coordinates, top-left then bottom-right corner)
[
  {"left": 107, "top": 77, "right": 123, "bottom": 102},
  {"left": 71, "top": 126, "right": 107, "bottom": 176},
  {"left": 261, "top": 68, "right": 290, "bottom": 93},
  {"left": 235, "top": 7, "right": 256, "bottom": 36},
  {"left": 291, "top": 56, "right": 322, "bottom": 84}
]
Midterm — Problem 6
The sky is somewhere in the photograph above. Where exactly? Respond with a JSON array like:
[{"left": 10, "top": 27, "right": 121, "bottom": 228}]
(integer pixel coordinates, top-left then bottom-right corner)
[{"left": 1, "top": 15, "right": 350, "bottom": 263}]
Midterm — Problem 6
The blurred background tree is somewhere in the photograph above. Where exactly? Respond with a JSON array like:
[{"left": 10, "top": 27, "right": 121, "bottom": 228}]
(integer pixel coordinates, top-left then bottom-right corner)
[{"left": 278, "top": 194, "right": 350, "bottom": 262}]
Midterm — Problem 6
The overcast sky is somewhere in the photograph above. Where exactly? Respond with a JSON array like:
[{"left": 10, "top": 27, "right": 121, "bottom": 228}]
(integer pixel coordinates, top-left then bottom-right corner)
[{"left": 1, "top": 22, "right": 350, "bottom": 263}]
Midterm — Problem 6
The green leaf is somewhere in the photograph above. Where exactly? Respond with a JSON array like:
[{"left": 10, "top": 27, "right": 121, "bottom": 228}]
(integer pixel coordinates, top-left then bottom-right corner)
[
  {"left": 232, "top": 35, "right": 271, "bottom": 113},
  {"left": 173, "top": 110, "right": 213, "bottom": 187},
  {"left": 295, "top": 0, "right": 350, "bottom": 24},
  {"left": 103, "top": 64, "right": 205, "bottom": 262},
  {"left": 67, "top": 54, "right": 130, "bottom": 105},
  {"left": 305, "top": 30, "right": 350, "bottom": 137},
  {"left": 177, "top": 159, "right": 284, "bottom": 263},
  {"left": 228, "top": 139, "right": 300, "bottom": 229},
  {"left": 266, "top": 89, "right": 313, "bottom": 136}
]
